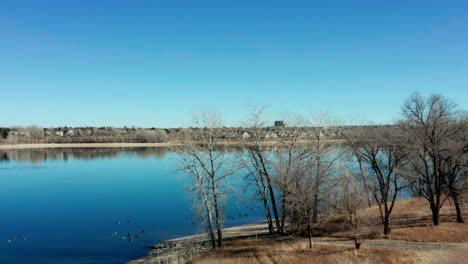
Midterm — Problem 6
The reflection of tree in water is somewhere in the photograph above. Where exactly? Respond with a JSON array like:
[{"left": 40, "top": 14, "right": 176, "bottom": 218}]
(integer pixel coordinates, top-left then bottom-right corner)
[
  {"left": 0, "top": 152, "right": 9, "bottom": 162},
  {"left": 0, "top": 147, "right": 169, "bottom": 163}
]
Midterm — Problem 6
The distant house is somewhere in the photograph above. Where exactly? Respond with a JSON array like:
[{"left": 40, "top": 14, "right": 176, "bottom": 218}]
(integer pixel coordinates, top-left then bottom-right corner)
[
  {"left": 274, "top": 121, "right": 286, "bottom": 128},
  {"left": 55, "top": 131, "right": 64, "bottom": 136}
]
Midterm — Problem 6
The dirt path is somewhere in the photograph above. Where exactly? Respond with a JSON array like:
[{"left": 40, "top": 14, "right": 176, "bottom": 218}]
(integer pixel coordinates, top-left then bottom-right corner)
[{"left": 440, "top": 245, "right": 468, "bottom": 264}]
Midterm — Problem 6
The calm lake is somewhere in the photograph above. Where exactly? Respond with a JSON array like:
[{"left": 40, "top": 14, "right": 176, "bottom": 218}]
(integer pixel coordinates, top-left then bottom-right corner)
[{"left": 0, "top": 148, "right": 264, "bottom": 264}]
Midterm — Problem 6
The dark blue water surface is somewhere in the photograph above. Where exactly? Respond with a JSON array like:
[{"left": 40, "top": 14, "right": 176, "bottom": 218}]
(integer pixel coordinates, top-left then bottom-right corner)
[{"left": 0, "top": 148, "right": 264, "bottom": 264}]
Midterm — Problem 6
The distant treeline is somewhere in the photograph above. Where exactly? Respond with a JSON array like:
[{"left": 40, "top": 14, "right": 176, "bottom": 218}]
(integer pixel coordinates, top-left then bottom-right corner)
[
  {"left": 0, "top": 126, "right": 171, "bottom": 144},
  {"left": 0, "top": 125, "right": 388, "bottom": 145}
]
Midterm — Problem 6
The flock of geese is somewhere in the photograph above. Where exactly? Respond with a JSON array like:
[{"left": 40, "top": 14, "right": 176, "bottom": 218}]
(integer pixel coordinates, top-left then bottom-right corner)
[
  {"left": 109, "top": 218, "right": 146, "bottom": 243},
  {"left": 6, "top": 234, "right": 28, "bottom": 243},
  {"left": 6, "top": 206, "right": 261, "bottom": 245}
]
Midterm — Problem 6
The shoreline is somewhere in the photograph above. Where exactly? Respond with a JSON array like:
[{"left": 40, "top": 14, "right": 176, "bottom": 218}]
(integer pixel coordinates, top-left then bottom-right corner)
[
  {"left": 0, "top": 139, "right": 345, "bottom": 150},
  {"left": 128, "top": 221, "right": 270, "bottom": 264},
  {"left": 0, "top": 142, "right": 178, "bottom": 150}
]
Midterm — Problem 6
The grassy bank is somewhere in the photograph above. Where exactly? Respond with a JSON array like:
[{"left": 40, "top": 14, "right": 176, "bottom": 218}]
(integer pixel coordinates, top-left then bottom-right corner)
[{"left": 130, "top": 196, "right": 468, "bottom": 264}]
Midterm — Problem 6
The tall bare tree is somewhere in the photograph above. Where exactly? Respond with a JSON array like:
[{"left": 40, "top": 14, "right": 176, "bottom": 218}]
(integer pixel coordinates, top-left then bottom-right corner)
[
  {"left": 285, "top": 155, "right": 317, "bottom": 248},
  {"left": 273, "top": 114, "right": 310, "bottom": 233},
  {"left": 306, "top": 113, "right": 344, "bottom": 223},
  {"left": 401, "top": 93, "right": 466, "bottom": 225},
  {"left": 176, "top": 110, "right": 237, "bottom": 248},
  {"left": 284, "top": 146, "right": 337, "bottom": 249},
  {"left": 178, "top": 152, "right": 217, "bottom": 249},
  {"left": 346, "top": 125, "right": 408, "bottom": 235},
  {"left": 241, "top": 106, "right": 281, "bottom": 233},
  {"left": 440, "top": 114, "right": 468, "bottom": 223}
]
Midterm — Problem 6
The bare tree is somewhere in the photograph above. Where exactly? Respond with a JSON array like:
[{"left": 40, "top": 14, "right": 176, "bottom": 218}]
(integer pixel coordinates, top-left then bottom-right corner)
[
  {"left": 306, "top": 113, "right": 344, "bottom": 223},
  {"left": 334, "top": 169, "right": 369, "bottom": 250},
  {"left": 240, "top": 154, "right": 275, "bottom": 234},
  {"left": 241, "top": 106, "right": 281, "bottom": 233},
  {"left": 284, "top": 149, "right": 337, "bottom": 249},
  {"left": 401, "top": 93, "right": 466, "bottom": 225},
  {"left": 176, "top": 110, "right": 237, "bottom": 248},
  {"left": 286, "top": 157, "right": 316, "bottom": 248},
  {"left": 273, "top": 114, "right": 309, "bottom": 233},
  {"left": 178, "top": 152, "right": 217, "bottom": 249},
  {"left": 346, "top": 125, "right": 408, "bottom": 235},
  {"left": 441, "top": 114, "right": 468, "bottom": 223}
]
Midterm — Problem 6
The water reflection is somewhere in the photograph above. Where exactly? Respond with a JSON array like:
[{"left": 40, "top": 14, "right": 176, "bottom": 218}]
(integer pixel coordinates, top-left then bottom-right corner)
[
  {"left": 0, "top": 147, "right": 264, "bottom": 264},
  {"left": 0, "top": 147, "right": 169, "bottom": 163}
]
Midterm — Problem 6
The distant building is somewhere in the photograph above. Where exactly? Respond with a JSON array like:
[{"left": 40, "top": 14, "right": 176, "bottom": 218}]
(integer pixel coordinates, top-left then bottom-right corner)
[{"left": 274, "top": 121, "right": 286, "bottom": 128}]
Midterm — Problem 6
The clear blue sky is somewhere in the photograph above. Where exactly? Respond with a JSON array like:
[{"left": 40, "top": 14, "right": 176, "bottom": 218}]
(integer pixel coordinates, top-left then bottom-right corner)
[{"left": 1, "top": 0, "right": 467, "bottom": 127}]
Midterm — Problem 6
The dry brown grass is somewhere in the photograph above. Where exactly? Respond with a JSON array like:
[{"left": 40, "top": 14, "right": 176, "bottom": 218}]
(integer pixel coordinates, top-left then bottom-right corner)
[
  {"left": 320, "top": 196, "right": 468, "bottom": 242},
  {"left": 192, "top": 197, "right": 468, "bottom": 264},
  {"left": 388, "top": 223, "right": 468, "bottom": 243},
  {"left": 194, "top": 239, "right": 411, "bottom": 264},
  {"left": 360, "top": 198, "right": 462, "bottom": 226}
]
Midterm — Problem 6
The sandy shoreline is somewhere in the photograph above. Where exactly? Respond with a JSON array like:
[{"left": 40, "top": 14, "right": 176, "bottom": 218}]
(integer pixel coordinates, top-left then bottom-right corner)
[
  {"left": 128, "top": 222, "right": 270, "bottom": 264},
  {"left": 0, "top": 142, "right": 178, "bottom": 150}
]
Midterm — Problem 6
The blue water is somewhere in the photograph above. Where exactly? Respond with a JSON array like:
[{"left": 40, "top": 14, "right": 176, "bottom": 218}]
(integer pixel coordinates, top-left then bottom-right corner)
[{"left": 0, "top": 148, "right": 264, "bottom": 264}]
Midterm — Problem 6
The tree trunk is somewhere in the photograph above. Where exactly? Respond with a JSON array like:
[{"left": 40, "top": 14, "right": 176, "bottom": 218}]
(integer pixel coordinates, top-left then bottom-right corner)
[
  {"left": 383, "top": 214, "right": 391, "bottom": 235},
  {"left": 206, "top": 208, "right": 217, "bottom": 249},
  {"left": 307, "top": 213, "right": 313, "bottom": 249},
  {"left": 211, "top": 179, "right": 223, "bottom": 247},
  {"left": 262, "top": 194, "right": 274, "bottom": 234},
  {"left": 263, "top": 172, "right": 281, "bottom": 233},
  {"left": 312, "top": 192, "right": 319, "bottom": 223},
  {"left": 251, "top": 153, "right": 275, "bottom": 234},
  {"left": 312, "top": 148, "right": 321, "bottom": 223},
  {"left": 353, "top": 238, "right": 361, "bottom": 250},
  {"left": 199, "top": 177, "right": 216, "bottom": 249},
  {"left": 452, "top": 193, "right": 464, "bottom": 223},
  {"left": 431, "top": 203, "right": 440, "bottom": 226},
  {"left": 258, "top": 154, "right": 281, "bottom": 233},
  {"left": 280, "top": 193, "right": 286, "bottom": 233},
  {"left": 202, "top": 188, "right": 216, "bottom": 249}
]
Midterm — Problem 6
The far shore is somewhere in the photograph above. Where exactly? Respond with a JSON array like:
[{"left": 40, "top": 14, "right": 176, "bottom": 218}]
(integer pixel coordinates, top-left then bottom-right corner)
[
  {"left": 0, "top": 139, "right": 345, "bottom": 150},
  {"left": 0, "top": 142, "right": 179, "bottom": 150}
]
